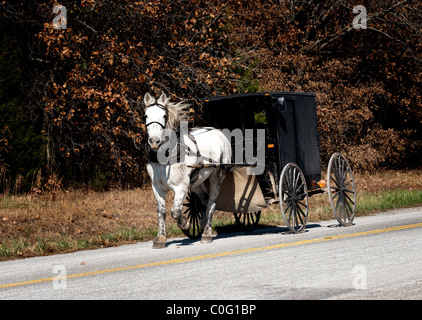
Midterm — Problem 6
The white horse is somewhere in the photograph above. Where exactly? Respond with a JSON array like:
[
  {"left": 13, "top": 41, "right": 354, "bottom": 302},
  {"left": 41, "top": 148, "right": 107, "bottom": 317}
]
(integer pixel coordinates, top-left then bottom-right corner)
[{"left": 143, "top": 92, "right": 231, "bottom": 248}]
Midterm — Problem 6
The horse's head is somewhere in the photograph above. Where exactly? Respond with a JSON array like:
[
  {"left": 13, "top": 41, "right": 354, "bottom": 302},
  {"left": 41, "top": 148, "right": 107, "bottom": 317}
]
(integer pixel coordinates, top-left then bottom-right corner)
[
  {"left": 143, "top": 92, "right": 189, "bottom": 151},
  {"left": 143, "top": 92, "right": 168, "bottom": 150}
]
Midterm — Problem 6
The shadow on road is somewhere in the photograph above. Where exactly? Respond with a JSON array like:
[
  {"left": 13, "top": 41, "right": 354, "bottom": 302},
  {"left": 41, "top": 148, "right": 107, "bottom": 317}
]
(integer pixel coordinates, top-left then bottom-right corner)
[{"left": 165, "top": 223, "right": 322, "bottom": 247}]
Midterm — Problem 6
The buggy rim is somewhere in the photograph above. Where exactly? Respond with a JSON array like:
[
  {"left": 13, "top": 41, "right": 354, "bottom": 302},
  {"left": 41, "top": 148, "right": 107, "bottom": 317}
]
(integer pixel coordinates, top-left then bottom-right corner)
[
  {"left": 279, "top": 163, "right": 309, "bottom": 233},
  {"left": 327, "top": 152, "right": 356, "bottom": 226}
]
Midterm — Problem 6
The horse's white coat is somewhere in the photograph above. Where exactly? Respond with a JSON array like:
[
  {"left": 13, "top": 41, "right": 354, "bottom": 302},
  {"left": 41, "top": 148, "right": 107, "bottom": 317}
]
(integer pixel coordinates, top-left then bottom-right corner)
[{"left": 143, "top": 93, "right": 231, "bottom": 248}]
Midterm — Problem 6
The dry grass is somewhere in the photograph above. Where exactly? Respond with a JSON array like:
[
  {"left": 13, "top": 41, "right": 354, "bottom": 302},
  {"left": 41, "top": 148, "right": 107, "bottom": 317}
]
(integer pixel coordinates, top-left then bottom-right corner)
[
  {"left": 1, "top": 169, "right": 422, "bottom": 260},
  {"left": 0, "top": 188, "right": 166, "bottom": 259}
]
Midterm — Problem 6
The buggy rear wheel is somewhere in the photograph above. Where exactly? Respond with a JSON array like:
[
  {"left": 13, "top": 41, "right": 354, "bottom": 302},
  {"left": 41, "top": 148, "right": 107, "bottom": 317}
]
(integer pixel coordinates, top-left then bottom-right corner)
[
  {"left": 233, "top": 211, "right": 261, "bottom": 232},
  {"left": 279, "top": 163, "right": 309, "bottom": 233},
  {"left": 327, "top": 152, "right": 356, "bottom": 226},
  {"left": 182, "top": 190, "right": 205, "bottom": 239}
]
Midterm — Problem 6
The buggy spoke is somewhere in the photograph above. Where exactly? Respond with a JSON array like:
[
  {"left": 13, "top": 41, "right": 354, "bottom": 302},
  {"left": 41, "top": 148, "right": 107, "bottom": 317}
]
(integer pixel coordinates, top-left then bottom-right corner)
[
  {"left": 234, "top": 211, "right": 261, "bottom": 233},
  {"left": 283, "top": 189, "right": 292, "bottom": 198},
  {"left": 297, "top": 200, "right": 308, "bottom": 209},
  {"left": 339, "top": 200, "right": 344, "bottom": 220},
  {"left": 289, "top": 168, "right": 295, "bottom": 190},
  {"left": 332, "top": 191, "right": 339, "bottom": 200},
  {"left": 291, "top": 206, "right": 296, "bottom": 227},
  {"left": 341, "top": 159, "right": 347, "bottom": 181},
  {"left": 297, "top": 205, "right": 306, "bottom": 220},
  {"left": 285, "top": 201, "right": 293, "bottom": 215},
  {"left": 344, "top": 192, "right": 355, "bottom": 205},
  {"left": 344, "top": 201, "right": 352, "bottom": 221},
  {"left": 345, "top": 178, "right": 353, "bottom": 187},
  {"left": 330, "top": 174, "right": 340, "bottom": 188},
  {"left": 343, "top": 202, "right": 349, "bottom": 222},
  {"left": 292, "top": 167, "right": 297, "bottom": 189},
  {"left": 250, "top": 213, "right": 255, "bottom": 224},
  {"left": 296, "top": 182, "right": 305, "bottom": 194},
  {"left": 191, "top": 214, "right": 197, "bottom": 236},
  {"left": 335, "top": 193, "right": 341, "bottom": 213},
  {"left": 288, "top": 203, "right": 294, "bottom": 221}
]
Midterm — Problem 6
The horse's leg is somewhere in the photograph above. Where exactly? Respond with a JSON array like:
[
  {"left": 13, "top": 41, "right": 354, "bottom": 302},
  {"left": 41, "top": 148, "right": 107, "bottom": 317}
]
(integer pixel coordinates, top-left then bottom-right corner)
[
  {"left": 196, "top": 184, "right": 209, "bottom": 233},
  {"left": 201, "top": 168, "right": 226, "bottom": 243},
  {"left": 171, "top": 185, "right": 190, "bottom": 233},
  {"left": 152, "top": 184, "right": 167, "bottom": 249}
]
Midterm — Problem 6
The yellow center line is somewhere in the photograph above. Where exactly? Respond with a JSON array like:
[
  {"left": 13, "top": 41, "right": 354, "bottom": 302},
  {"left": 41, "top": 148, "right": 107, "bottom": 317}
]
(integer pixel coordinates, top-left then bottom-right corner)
[{"left": 1, "top": 222, "right": 422, "bottom": 289}]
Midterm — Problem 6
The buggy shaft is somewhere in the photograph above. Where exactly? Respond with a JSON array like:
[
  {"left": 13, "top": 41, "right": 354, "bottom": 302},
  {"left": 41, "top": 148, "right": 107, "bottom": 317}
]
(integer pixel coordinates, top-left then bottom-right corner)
[{"left": 187, "top": 163, "right": 256, "bottom": 169}]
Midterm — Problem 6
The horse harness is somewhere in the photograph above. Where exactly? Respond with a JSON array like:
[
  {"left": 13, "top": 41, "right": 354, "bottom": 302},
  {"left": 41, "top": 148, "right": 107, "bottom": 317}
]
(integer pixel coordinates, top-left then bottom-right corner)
[
  {"left": 145, "top": 103, "right": 168, "bottom": 129},
  {"left": 147, "top": 129, "right": 212, "bottom": 166},
  {"left": 144, "top": 103, "right": 211, "bottom": 165}
]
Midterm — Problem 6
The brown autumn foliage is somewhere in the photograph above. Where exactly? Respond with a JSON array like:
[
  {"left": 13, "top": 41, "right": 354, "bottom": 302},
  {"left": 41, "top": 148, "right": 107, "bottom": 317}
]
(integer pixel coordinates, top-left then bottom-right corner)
[
  {"left": 35, "top": 0, "right": 241, "bottom": 186},
  {"left": 0, "top": 0, "right": 421, "bottom": 189},
  {"left": 228, "top": 0, "right": 422, "bottom": 171}
]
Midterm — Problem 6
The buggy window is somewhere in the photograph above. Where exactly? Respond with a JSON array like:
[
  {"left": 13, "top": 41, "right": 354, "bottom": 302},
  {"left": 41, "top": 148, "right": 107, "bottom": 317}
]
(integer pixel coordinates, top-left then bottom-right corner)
[{"left": 254, "top": 110, "right": 267, "bottom": 127}]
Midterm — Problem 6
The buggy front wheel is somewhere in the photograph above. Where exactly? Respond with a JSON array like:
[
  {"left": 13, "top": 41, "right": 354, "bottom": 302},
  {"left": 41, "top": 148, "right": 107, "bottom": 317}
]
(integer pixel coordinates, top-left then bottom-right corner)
[
  {"left": 182, "top": 191, "right": 205, "bottom": 239},
  {"left": 279, "top": 163, "right": 309, "bottom": 233}
]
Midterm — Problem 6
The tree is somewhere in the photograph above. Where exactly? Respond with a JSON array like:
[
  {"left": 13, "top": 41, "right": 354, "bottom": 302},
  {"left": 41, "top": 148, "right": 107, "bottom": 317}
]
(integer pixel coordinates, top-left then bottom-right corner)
[
  {"left": 0, "top": 30, "right": 47, "bottom": 191},
  {"left": 229, "top": 0, "right": 422, "bottom": 170},
  {"left": 0, "top": 0, "right": 420, "bottom": 191},
  {"left": 34, "top": 0, "right": 242, "bottom": 187}
]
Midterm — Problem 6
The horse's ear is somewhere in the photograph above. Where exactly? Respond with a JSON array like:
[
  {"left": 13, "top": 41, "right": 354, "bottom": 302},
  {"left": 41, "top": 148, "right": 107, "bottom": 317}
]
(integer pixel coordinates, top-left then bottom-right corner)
[
  {"left": 157, "top": 93, "right": 167, "bottom": 105},
  {"left": 143, "top": 92, "right": 155, "bottom": 107}
]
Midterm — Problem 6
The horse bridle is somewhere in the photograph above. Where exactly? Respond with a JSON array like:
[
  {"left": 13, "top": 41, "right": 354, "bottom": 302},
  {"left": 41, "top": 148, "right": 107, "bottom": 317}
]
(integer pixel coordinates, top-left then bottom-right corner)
[{"left": 145, "top": 103, "right": 168, "bottom": 129}]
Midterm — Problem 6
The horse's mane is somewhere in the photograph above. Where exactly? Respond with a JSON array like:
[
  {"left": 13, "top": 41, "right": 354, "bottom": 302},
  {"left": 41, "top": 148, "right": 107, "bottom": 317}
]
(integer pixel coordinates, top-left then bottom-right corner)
[
  {"left": 164, "top": 97, "right": 189, "bottom": 131},
  {"left": 144, "top": 93, "right": 189, "bottom": 130}
]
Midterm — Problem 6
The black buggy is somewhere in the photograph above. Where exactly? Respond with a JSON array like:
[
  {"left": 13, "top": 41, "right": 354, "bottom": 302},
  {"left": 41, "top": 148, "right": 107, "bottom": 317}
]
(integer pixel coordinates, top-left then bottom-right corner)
[{"left": 182, "top": 92, "right": 356, "bottom": 237}]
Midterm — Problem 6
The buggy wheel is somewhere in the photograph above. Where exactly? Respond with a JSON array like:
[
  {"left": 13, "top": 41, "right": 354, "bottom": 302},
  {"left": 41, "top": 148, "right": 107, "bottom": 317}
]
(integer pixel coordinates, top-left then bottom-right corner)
[
  {"left": 182, "top": 191, "right": 205, "bottom": 239},
  {"left": 327, "top": 152, "right": 356, "bottom": 226},
  {"left": 279, "top": 163, "right": 309, "bottom": 233},
  {"left": 233, "top": 211, "right": 261, "bottom": 232}
]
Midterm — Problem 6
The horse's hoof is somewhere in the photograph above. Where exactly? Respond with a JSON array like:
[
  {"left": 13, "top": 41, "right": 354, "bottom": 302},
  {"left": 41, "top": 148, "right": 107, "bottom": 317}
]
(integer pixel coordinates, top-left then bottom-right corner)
[
  {"left": 152, "top": 241, "right": 166, "bottom": 249},
  {"left": 152, "top": 236, "right": 166, "bottom": 249},
  {"left": 201, "top": 235, "right": 213, "bottom": 243},
  {"left": 177, "top": 216, "right": 190, "bottom": 233}
]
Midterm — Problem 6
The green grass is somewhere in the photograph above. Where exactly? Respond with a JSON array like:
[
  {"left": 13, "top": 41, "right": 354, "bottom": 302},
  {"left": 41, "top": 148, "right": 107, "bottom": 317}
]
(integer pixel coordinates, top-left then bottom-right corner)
[
  {"left": 357, "top": 189, "right": 422, "bottom": 214},
  {"left": 0, "top": 194, "right": 31, "bottom": 209}
]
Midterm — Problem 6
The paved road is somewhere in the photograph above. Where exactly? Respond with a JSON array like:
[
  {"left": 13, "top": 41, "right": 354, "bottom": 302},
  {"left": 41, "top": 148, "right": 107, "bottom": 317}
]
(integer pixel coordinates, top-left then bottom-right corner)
[{"left": 1, "top": 207, "right": 422, "bottom": 300}]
